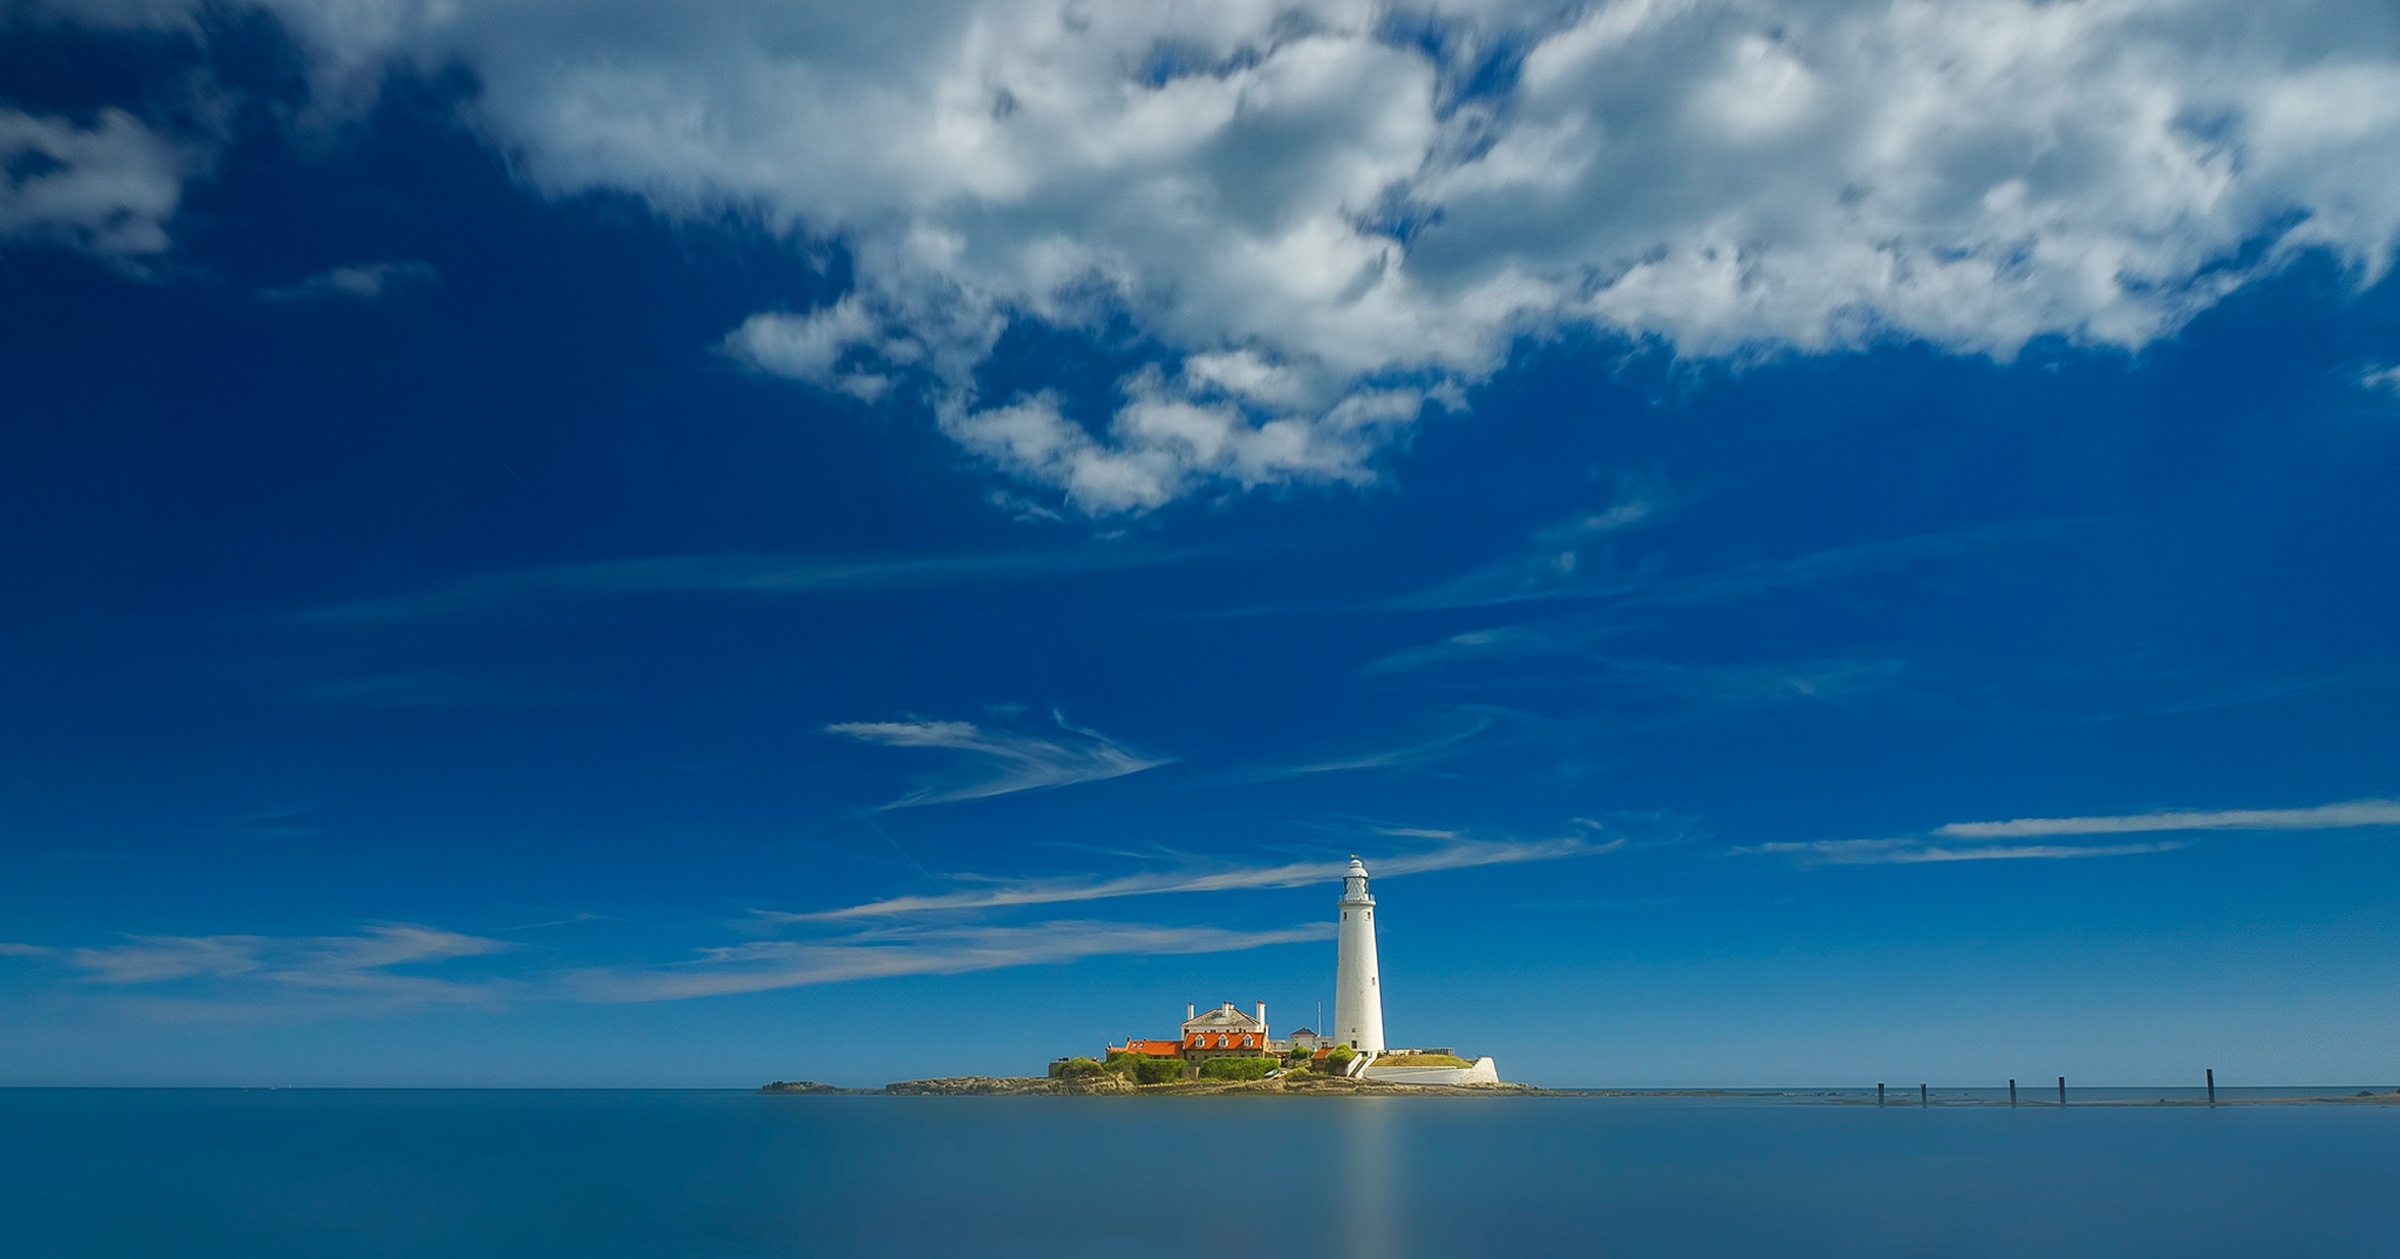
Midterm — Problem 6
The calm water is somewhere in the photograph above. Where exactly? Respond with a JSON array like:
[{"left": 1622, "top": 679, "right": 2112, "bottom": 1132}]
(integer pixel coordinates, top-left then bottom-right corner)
[{"left": 6, "top": 1089, "right": 2398, "bottom": 1257}]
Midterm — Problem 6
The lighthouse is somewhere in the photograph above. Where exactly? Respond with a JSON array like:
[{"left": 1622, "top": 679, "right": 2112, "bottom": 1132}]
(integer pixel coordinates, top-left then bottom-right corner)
[{"left": 1332, "top": 856, "right": 1385, "bottom": 1054}]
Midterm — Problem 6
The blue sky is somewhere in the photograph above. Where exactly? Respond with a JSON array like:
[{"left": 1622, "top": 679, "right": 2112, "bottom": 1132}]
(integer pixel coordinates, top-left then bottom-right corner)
[{"left": 3, "top": 0, "right": 2399, "bottom": 1088}]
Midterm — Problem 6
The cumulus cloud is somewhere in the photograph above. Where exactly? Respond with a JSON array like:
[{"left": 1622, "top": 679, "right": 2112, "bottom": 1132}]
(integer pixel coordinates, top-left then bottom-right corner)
[
  {"left": 0, "top": 106, "right": 195, "bottom": 258},
  {"left": 38, "top": 0, "right": 2400, "bottom": 508},
  {"left": 931, "top": 381, "right": 1428, "bottom": 514},
  {"left": 826, "top": 711, "right": 1167, "bottom": 808},
  {"left": 260, "top": 259, "right": 438, "bottom": 302}
]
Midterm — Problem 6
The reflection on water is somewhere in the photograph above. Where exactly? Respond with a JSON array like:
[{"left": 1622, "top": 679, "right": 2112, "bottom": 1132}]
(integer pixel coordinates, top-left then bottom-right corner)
[{"left": 1336, "top": 1099, "right": 1400, "bottom": 1259}]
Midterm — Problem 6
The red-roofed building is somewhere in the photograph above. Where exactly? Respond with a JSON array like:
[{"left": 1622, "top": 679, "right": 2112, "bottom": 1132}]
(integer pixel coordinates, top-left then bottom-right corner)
[
  {"left": 1106, "top": 1001, "right": 1276, "bottom": 1073},
  {"left": 1181, "top": 1001, "right": 1270, "bottom": 1066}
]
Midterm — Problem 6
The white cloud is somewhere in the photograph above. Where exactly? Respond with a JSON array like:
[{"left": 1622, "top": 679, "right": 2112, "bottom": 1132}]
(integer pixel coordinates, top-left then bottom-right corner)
[
  {"left": 0, "top": 106, "right": 195, "bottom": 258},
  {"left": 574, "top": 918, "right": 1333, "bottom": 1002},
  {"left": 18, "top": 915, "right": 1325, "bottom": 1007},
  {"left": 826, "top": 711, "right": 1166, "bottom": 808},
  {"left": 1737, "top": 837, "right": 2184, "bottom": 865},
  {"left": 1740, "top": 796, "right": 2400, "bottom": 864},
  {"left": 932, "top": 378, "right": 1427, "bottom": 515},
  {"left": 17, "top": 834, "right": 1571, "bottom": 1007},
  {"left": 766, "top": 832, "right": 1600, "bottom": 921},
  {"left": 1936, "top": 799, "right": 2400, "bottom": 839},
  {"left": 54, "top": 924, "right": 509, "bottom": 1002},
  {"left": 723, "top": 294, "right": 931, "bottom": 402},
  {"left": 1267, "top": 714, "right": 1499, "bottom": 777},
  {"left": 1400, "top": 512, "right": 2062, "bottom": 614},
  {"left": 2361, "top": 364, "right": 2400, "bottom": 397},
  {"left": 39, "top": 0, "right": 2400, "bottom": 509},
  {"left": 294, "top": 545, "right": 1188, "bottom": 622},
  {"left": 1398, "top": 486, "right": 1663, "bottom": 610},
  {"left": 261, "top": 259, "right": 438, "bottom": 302}
]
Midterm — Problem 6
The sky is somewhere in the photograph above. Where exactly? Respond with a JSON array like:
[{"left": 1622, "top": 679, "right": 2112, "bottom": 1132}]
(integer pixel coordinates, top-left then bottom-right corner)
[{"left": 2, "top": 0, "right": 2399, "bottom": 1089}]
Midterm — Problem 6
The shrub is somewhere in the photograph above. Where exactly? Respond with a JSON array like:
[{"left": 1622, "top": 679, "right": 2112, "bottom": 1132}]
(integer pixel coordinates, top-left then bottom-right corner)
[
  {"left": 1057, "top": 1056, "right": 1106, "bottom": 1079},
  {"left": 1199, "top": 1055, "right": 1278, "bottom": 1081},
  {"left": 1130, "top": 1055, "right": 1189, "bottom": 1085},
  {"left": 1318, "top": 1044, "right": 1356, "bottom": 1074}
]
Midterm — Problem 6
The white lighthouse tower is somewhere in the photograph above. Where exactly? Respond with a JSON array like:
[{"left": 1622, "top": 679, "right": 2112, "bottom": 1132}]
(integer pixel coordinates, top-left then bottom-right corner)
[{"left": 1332, "top": 856, "right": 1385, "bottom": 1055}]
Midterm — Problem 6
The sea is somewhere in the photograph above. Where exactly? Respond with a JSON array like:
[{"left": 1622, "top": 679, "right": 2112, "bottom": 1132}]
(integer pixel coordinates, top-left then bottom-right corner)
[{"left": 6, "top": 1088, "right": 2399, "bottom": 1257}]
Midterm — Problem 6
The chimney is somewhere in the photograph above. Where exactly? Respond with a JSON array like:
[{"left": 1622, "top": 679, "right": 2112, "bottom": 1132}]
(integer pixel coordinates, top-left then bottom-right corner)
[
  {"left": 1256, "top": 1001, "right": 1267, "bottom": 1033},
  {"left": 1186, "top": 1002, "right": 1195, "bottom": 1021}
]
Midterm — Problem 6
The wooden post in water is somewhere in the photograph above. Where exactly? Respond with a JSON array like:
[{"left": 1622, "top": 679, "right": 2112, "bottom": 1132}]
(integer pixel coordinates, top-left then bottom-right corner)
[
  {"left": 2058, "top": 1076, "right": 2067, "bottom": 1107},
  {"left": 1920, "top": 1083, "right": 1928, "bottom": 1107},
  {"left": 2009, "top": 1079, "right": 2017, "bottom": 1107},
  {"left": 2207, "top": 1068, "right": 2216, "bottom": 1106},
  {"left": 1877, "top": 1082, "right": 1885, "bottom": 1106}
]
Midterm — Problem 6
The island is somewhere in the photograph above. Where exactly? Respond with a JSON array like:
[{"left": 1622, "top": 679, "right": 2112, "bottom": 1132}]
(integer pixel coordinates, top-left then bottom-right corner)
[
  {"left": 763, "top": 1074, "right": 1550, "bottom": 1097},
  {"left": 764, "top": 1079, "right": 2400, "bottom": 1103}
]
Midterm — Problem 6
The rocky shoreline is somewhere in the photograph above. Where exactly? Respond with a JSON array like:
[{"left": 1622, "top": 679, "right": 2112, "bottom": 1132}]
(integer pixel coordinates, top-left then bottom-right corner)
[
  {"left": 764, "top": 1079, "right": 2400, "bottom": 1103},
  {"left": 763, "top": 1075, "right": 1553, "bottom": 1097}
]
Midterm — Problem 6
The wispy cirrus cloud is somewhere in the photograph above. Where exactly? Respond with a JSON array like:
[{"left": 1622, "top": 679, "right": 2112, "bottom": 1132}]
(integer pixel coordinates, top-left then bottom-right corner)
[
  {"left": 1401, "top": 518, "right": 2080, "bottom": 620},
  {"left": 1364, "top": 622, "right": 1606, "bottom": 674},
  {"left": 1369, "top": 632, "right": 1910, "bottom": 709},
  {"left": 827, "top": 712, "right": 1166, "bottom": 809},
  {"left": 1254, "top": 713, "right": 1499, "bottom": 779},
  {"left": 1737, "top": 837, "right": 2184, "bottom": 866},
  {"left": 47, "top": 924, "right": 511, "bottom": 1004},
  {"left": 17, "top": 916, "right": 1332, "bottom": 1009},
  {"left": 1740, "top": 797, "right": 2400, "bottom": 866},
  {"left": 7, "top": 825, "right": 1611, "bottom": 1010},
  {"left": 643, "top": 826, "right": 1616, "bottom": 1003},
  {"left": 1936, "top": 800, "right": 2400, "bottom": 840},
  {"left": 295, "top": 547, "right": 1195, "bottom": 624},
  {"left": 1397, "top": 489, "right": 1663, "bottom": 611},
  {"left": 765, "top": 833, "right": 1605, "bottom": 922},
  {"left": 573, "top": 919, "right": 1332, "bottom": 1002},
  {"left": 1622, "top": 525, "right": 2067, "bottom": 611}
]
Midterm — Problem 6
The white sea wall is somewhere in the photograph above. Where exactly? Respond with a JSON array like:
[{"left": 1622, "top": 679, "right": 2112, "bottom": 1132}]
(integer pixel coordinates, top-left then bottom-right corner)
[{"left": 1360, "top": 1058, "right": 1501, "bottom": 1086}]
